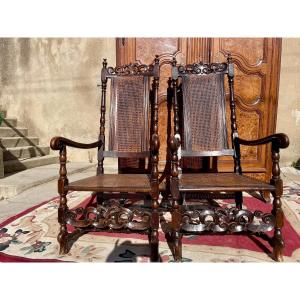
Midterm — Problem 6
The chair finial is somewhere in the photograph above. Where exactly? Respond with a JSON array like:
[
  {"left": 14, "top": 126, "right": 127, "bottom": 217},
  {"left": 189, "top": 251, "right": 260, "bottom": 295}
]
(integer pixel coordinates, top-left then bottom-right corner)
[
  {"left": 227, "top": 53, "right": 232, "bottom": 63},
  {"left": 103, "top": 58, "right": 107, "bottom": 68},
  {"left": 172, "top": 57, "right": 177, "bottom": 66},
  {"left": 154, "top": 55, "right": 159, "bottom": 64}
]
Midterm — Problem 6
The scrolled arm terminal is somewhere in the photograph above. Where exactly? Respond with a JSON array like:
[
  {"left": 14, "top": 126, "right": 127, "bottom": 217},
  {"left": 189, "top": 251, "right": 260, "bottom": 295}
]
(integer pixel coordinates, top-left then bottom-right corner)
[
  {"left": 237, "top": 133, "right": 289, "bottom": 149},
  {"left": 50, "top": 136, "right": 103, "bottom": 151}
]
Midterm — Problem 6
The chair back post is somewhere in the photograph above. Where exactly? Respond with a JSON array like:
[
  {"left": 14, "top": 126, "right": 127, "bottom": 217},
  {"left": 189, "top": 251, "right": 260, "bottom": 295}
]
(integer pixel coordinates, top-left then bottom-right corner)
[
  {"left": 57, "top": 144, "right": 68, "bottom": 252},
  {"left": 171, "top": 57, "right": 182, "bottom": 182},
  {"left": 161, "top": 77, "right": 174, "bottom": 194},
  {"left": 150, "top": 55, "right": 160, "bottom": 195},
  {"left": 166, "top": 77, "right": 173, "bottom": 153},
  {"left": 169, "top": 58, "right": 181, "bottom": 236},
  {"left": 97, "top": 58, "right": 108, "bottom": 174},
  {"left": 149, "top": 55, "right": 160, "bottom": 261},
  {"left": 172, "top": 57, "right": 180, "bottom": 137},
  {"left": 227, "top": 54, "right": 242, "bottom": 174}
]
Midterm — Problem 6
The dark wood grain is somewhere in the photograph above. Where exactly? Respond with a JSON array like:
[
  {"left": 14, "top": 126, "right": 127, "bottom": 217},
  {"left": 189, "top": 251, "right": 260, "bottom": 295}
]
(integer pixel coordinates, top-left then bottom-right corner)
[
  {"left": 179, "top": 173, "right": 275, "bottom": 192},
  {"left": 67, "top": 174, "right": 151, "bottom": 193}
]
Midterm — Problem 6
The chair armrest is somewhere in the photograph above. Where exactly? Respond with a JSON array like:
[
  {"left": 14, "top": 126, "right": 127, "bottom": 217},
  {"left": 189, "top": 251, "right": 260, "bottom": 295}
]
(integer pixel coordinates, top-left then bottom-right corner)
[
  {"left": 237, "top": 133, "right": 289, "bottom": 149},
  {"left": 50, "top": 136, "right": 103, "bottom": 151}
]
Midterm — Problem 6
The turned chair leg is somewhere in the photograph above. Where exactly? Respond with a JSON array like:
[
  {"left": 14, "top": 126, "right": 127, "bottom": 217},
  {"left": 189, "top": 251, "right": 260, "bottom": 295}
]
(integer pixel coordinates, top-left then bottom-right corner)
[
  {"left": 57, "top": 145, "right": 70, "bottom": 255},
  {"left": 149, "top": 191, "right": 160, "bottom": 262},
  {"left": 96, "top": 192, "right": 104, "bottom": 209},
  {"left": 173, "top": 230, "right": 182, "bottom": 262},
  {"left": 171, "top": 206, "right": 182, "bottom": 262},
  {"left": 272, "top": 193, "right": 284, "bottom": 262},
  {"left": 270, "top": 147, "right": 285, "bottom": 262},
  {"left": 57, "top": 193, "right": 69, "bottom": 255},
  {"left": 58, "top": 230, "right": 68, "bottom": 255},
  {"left": 235, "top": 191, "right": 243, "bottom": 209},
  {"left": 149, "top": 228, "right": 159, "bottom": 262}
]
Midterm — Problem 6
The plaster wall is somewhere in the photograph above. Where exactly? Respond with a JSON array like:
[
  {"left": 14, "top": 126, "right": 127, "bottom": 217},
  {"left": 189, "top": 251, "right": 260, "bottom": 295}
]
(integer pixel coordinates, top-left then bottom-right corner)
[
  {"left": 0, "top": 38, "right": 115, "bottom": 162},
  {"left": 277, "top": 38, "right": 300, "bottom": 166}
]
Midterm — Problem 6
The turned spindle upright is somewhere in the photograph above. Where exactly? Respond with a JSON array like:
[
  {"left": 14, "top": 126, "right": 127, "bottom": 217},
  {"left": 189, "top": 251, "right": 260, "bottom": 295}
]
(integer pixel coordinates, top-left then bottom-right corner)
[
  {"left": 169, "top": 57, "right": 182, "bottom": 260},
  {"left": 57, "top": 144, "right": 68, "bottom": 254},
  {"left": 97, "top": 58, "right": 108, "bottom": 175},
  {"left": 227, "top": 54, "right": 243, "bottom": 209},
  {"left": 270, "top": 136, "right": 287, "bottom": 261},
  {"left": 149, "top": 55, "right": 160, "bottom": 261}
]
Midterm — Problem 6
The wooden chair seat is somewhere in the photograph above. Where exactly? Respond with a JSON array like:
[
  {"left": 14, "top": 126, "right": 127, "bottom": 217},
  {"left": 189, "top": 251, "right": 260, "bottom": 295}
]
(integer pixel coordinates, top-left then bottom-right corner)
[
  {"left": 66, "top": 174, "right": 151, "bottom": 193},
  {"left": 179, "top": 173, "right": 275, "bottom": 192}
]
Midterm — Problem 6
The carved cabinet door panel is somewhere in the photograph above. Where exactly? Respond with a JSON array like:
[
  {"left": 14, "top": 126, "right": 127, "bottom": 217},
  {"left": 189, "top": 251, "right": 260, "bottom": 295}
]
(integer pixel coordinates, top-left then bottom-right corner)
[
  {"left": 210, "top": 38, "right": 282, "bottom": 181},
  {"left": 116, "top": 38, "right": 282, "bottom": 180}
]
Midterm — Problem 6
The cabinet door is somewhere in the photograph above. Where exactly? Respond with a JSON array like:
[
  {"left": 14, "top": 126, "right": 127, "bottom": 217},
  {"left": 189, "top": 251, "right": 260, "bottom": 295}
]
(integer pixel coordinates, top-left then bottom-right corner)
[
  {"left": 211, "top": 38, "right": 281, "bottom": 181},
  {"left": 116, "top": 38, "right": 281, "bottom": 180}
]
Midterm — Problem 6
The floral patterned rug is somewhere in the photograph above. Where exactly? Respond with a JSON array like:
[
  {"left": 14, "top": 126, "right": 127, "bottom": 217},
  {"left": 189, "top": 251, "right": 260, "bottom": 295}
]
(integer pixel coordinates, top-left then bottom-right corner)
[{"left": 1, "top": 182, "right": 300, "bottom": 262}]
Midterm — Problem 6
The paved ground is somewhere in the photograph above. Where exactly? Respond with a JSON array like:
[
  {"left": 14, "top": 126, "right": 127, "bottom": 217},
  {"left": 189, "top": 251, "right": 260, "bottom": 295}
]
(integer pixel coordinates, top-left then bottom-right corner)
[
  {"left": 0, "top": 159, "right": 118, "bottom": 223},
  {"left": 0, "top": 164, "right": 298, "bottom": 224},
  {"left": 0, "top": 162, "right": 96, "bottom": 199},
  {"left": 281, "top": 166, "right": 300, "bottom": 185}
]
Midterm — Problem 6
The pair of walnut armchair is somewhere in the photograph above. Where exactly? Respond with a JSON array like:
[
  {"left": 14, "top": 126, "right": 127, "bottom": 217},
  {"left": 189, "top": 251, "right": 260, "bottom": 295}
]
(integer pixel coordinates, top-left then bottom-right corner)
[{"left": 50, "top": 54, "right": 289, "bottom": 262}]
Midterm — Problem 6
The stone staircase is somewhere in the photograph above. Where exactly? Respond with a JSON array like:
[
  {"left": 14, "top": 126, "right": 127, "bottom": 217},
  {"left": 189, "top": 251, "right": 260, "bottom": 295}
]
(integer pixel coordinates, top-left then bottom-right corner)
[{"left": 0, "top": 110, "right": 58, "bottom": 176}]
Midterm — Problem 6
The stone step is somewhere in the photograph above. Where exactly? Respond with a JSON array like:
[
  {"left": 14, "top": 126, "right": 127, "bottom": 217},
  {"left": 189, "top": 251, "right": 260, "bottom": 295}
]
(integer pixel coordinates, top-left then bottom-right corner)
[
  {"left": 0, "top": 127, "right": 28, "bottom": 137},
  {"left": 0, "top": 118, "right": 17, "bottom": 127},
  {"left": 3, "top": 146, "right": 50, "bottom": 161},
  {"left": 4, "top": 155, "right": 58, "bottom": 174},
  {"left": 0, "top": 137, "right": 39, "bottom": 148},
  {"left": 0, "top": 111, "right": 7, "bottom": 118}
]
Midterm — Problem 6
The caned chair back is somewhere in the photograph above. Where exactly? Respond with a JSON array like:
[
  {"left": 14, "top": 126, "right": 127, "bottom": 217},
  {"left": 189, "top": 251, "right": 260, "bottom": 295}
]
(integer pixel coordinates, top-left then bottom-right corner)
[
  {"left": 172, "top": 59, "right": 237, "bottom": 158},
  {"left": 99, "top": 58, "right": 159, "bottom": 160}
]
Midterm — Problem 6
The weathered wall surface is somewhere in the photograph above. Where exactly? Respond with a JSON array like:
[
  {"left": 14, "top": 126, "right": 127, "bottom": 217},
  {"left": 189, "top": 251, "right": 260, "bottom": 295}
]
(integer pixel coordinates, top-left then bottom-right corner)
[
  {"left": 277, "top": 38, "right": 300, "bottom": 166},
  {"left": 0, "top": 38, "right": 115, "bottom": 162}
]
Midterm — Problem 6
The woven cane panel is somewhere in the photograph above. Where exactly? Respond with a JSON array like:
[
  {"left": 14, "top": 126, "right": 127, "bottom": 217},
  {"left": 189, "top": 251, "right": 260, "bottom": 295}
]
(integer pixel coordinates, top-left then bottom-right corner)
[
  {"left": 109, "top": 76, "right": 149, "bottom": 153},
  {"left": 182, "top": 73, "right": 229, "bottom": 153}
]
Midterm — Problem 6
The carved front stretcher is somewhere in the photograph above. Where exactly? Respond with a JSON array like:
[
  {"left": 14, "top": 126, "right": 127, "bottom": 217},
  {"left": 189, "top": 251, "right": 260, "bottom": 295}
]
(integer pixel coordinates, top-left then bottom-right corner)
[
  {"left": 181, "top": 208, "right": 275, "bottom": 233},
  {"left": 66, "top": 201, "right": 152, "bottom": 231}
]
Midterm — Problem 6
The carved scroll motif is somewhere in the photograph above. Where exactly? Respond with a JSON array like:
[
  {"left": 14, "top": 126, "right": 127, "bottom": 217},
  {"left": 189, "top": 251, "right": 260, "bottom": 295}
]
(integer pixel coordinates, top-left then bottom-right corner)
[
  {"left": 178, "top": 62, "right": 228, "bottom": 75},
  {"left": 66, "top": 201, "right": 151, "bottom": 231},
  {"left": 181, "top": 207, "right": 275, "bottom": 233},
  {"left": 107, "top": 61, "right": 154, "bottom": 76}
]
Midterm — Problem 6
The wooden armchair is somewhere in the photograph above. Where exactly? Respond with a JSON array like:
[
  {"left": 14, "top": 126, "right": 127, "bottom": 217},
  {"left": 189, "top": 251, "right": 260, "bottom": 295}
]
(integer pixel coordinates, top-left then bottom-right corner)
[
  {"left": 50, "top": 56, "right": 161, "bottom": 262},
  {"left": 168, "top": 56, "right": 289, "bottom": 262}
]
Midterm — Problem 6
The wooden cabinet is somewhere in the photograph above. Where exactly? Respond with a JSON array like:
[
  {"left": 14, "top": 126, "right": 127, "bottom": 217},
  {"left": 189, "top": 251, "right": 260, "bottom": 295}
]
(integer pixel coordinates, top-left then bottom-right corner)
[{"left": 116, "top": 38, "right": 282, "bottom": 181}]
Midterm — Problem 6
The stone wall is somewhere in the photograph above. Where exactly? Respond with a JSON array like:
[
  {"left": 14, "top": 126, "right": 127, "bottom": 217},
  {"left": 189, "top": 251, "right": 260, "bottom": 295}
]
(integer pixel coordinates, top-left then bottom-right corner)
[
  {"left": 277, "top": 38, "right": 300, "bottom": 166},
  {"left": 0, "top": 38, "right": 115, "bottom": 162}
]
